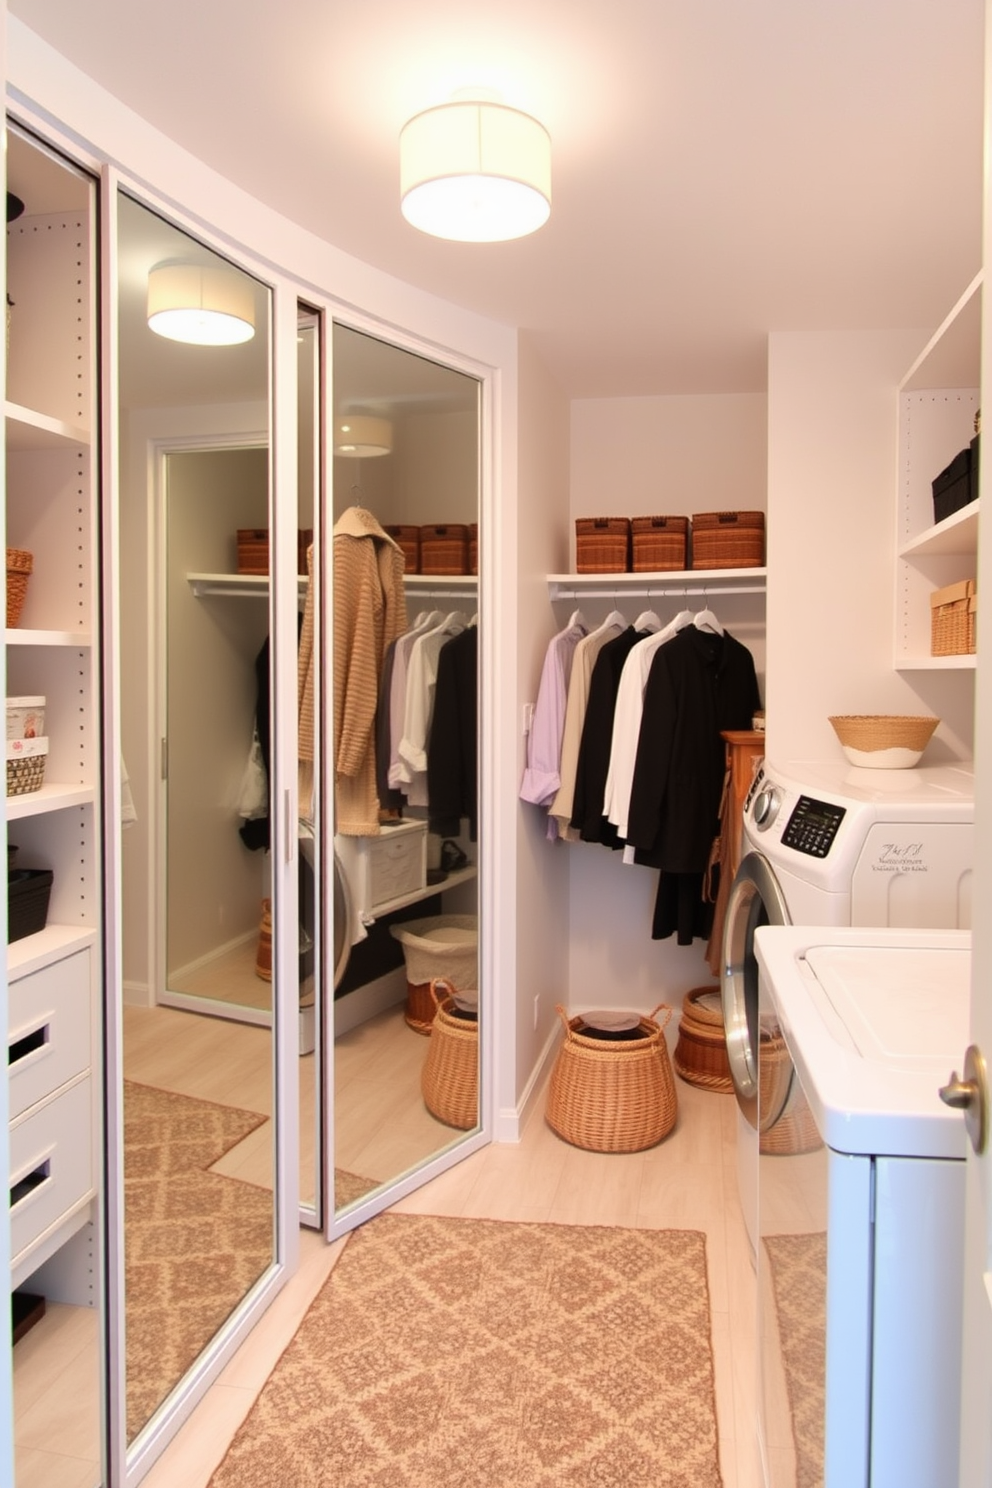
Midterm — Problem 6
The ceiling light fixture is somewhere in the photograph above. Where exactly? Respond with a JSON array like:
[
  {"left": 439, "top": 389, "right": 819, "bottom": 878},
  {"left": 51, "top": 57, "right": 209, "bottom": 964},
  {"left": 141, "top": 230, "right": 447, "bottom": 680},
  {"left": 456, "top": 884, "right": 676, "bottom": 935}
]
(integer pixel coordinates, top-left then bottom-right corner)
[
  {"left": 147, "top": 262, "right": 255, "bottom": 346},
  {"left": 400, "top": 94, "right": 551, "bottom": 243},
  {"left": 333, "top": 415, "right": 393, "bottom": 458}
]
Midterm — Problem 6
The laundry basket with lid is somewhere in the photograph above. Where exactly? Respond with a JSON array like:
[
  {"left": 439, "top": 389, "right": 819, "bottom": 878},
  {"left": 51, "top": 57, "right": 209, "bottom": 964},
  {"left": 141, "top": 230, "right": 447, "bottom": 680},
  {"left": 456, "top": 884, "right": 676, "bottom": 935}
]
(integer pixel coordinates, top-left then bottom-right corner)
[
  {"left": 389, "top": 914, "right": 478, "bottom": 1033},
  {"left": 545, "top": 1003, "right": 678, "bottom": 1152}
]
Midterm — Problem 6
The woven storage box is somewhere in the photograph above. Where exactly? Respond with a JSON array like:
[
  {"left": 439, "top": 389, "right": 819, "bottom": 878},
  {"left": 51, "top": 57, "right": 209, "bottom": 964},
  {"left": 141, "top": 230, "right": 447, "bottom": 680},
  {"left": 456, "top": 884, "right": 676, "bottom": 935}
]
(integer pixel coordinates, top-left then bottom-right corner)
[
  {"left": 389, "top": 914, "right": 478, "bottom": 1034},
  {"left": 546, "top": 1002, "right": 677, "bottom": 1152},
  {"left": 673, "top": 986, "right": 732, "bottom": 1093},
  {"left": 931, "top": 579, "right": 977, "bottom": 656},
  {"left": 691, "top": 511, "right": 765, "bottom": 569},
  {"left": 8, "top": 867, "right": 53, "bottom": 943},
  {"left": 759, "top": 1033, "right": 821, "bottom": 1156},
  {"left": 575, "top": 517, "right": 630, "bottom": 574},
  {"left": 468, "top": 523, "right": 478, "bottom": 576},
  {"left": 631, "top": 516, "right": 689, "bottom": 572},
  {"left": 420, "top": 524, "right": 469, "bottom": 575},
  {"left": 7, "top": 737, "right": 48, "bottom": 797},
  {"left": 385, "top": 524, "right": 420, "bottom": 574},
  {"left": 236, "top": 529, "right": 313, "bottom": 576},
  {"left": 6, "top": 548, "right": 33, "bottom": 628},
  {"left": 421, "top": 979, "right": 479, "bottom": 1129}
]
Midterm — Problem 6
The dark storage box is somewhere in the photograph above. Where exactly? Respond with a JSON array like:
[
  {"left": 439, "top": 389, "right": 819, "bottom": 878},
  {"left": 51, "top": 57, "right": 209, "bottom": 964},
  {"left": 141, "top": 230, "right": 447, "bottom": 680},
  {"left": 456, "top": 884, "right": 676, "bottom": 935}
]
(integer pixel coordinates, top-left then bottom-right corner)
[
  {"left": 8, "top": 868, "right": 53, "bottom": 943},
  {"left": 932, "top": 448, "right": 973, "bottom": 525},
  {"left": 631, "top": 515, "right": 689, "bottom": 572},
  {"left": 575, "top": 517, "right": 631, "bottom": 573}
]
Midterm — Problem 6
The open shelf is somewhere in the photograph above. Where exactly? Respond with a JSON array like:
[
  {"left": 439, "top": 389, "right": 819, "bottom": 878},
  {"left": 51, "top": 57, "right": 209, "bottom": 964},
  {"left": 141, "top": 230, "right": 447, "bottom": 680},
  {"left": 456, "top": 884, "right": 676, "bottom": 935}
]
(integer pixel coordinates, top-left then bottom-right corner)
[
  {"left": 5, "top": 401, "right": 90, "bottom": 450},
  {"left": 548, "top": 567, "right": 766, "bottom": 601}
]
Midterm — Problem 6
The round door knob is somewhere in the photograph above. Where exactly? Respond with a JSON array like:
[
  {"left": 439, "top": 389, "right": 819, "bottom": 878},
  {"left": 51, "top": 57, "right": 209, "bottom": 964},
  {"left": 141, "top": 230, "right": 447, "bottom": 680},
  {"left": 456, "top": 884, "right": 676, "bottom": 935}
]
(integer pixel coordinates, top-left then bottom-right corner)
[
  {"left": 939, "top": 1044, "right": 989, "bottom": 1156},
  {"left": 752, "top": 787, "right": 780, "bottom": 830}
]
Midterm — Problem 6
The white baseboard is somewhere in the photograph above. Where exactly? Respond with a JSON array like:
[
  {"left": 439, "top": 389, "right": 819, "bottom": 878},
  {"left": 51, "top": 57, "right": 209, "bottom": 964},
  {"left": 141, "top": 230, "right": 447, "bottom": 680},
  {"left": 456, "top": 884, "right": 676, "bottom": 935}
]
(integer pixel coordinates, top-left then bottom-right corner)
[
  {"left": 493, "top": 1019, "right": 561, "bottom": 1143},
  {"left": 169, "top": 928, "right": 257, "bottom": 985},
  {"left": 333, "top": 968, "right": 407, "bottom": 1037},
  {"left": 123, "top": 978, "right": 153, "bottom": 1008}
]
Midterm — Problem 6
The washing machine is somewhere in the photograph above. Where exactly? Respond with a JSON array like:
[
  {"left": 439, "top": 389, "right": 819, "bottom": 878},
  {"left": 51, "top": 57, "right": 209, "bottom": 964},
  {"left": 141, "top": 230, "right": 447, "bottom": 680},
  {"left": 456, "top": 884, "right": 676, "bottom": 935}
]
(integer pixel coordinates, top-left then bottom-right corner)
[
  {"left": 721, "top": 758, "right": 974, "bottom": 1254},
  {"left": 752, "top": 922, "right": 970, "bottom": 1488}
]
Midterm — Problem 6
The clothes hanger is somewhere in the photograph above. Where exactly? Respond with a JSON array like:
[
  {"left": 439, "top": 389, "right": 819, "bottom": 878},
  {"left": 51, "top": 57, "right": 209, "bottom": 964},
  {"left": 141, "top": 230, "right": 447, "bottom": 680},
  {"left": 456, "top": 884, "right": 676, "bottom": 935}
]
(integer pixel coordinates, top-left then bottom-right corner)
[
  {"left": 567, "top": 607, "right": 587, "bottom": 632},
  {"left": 694, "top": 604, "right": 723, "bottom": 635},
  {"left": 672, "top": 607, "right": 694, "bottom": 630},
  {"left": 633, "top": 609, "right": 662, "bottom": 633}
]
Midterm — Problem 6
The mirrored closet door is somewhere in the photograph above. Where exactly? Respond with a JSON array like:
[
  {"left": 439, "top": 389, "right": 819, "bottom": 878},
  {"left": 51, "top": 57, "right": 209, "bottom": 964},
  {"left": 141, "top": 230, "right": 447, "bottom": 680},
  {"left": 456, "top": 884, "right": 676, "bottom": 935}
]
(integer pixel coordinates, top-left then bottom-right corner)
[
  {"left": 116, "top": 191, "right": 279, "bottom": 1449},
  {"left": 329, "top": 323, "right": 483, "bottom": 1223}
]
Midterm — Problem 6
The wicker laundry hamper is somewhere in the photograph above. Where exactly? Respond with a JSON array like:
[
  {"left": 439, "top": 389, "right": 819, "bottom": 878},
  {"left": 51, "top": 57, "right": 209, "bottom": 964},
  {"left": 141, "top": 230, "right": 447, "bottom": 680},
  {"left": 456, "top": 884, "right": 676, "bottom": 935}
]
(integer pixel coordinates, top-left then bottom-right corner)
[
  {"left": 421, "top": 979, "right": 479, "bottom": 1130},
  {"left": 759, "top": 1032, "right": 821, "bottom": 1155},
  {"left": 673, "top": 986, "right": 733, "bottom": 1093},
  {"left": 389, "top": 914, "right": 478, "bottom": 1034},
  {"left": 6, "top": 548, "right": 32, "bottom": 628},
  {"left": 546, "top": 1003, "right": 678, "bottom": 1153}
]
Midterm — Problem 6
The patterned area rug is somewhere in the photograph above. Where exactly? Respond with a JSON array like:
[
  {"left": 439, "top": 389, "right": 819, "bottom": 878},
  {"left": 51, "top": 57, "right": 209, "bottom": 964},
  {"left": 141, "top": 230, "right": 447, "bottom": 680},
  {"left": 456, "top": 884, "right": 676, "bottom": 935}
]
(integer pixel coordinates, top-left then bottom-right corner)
[
  {"left": 208, "top": 1213, "right": 723, "bottom": 1487},
  {"left": 334, "top": 1168, "right": 380, "bottom": 1209},
  {"left": 124, "top": 1080, "right": 273, "bottom": 1443},
  {"left": 763, "top": 1231, "right": 827, "bottom": 1488}
]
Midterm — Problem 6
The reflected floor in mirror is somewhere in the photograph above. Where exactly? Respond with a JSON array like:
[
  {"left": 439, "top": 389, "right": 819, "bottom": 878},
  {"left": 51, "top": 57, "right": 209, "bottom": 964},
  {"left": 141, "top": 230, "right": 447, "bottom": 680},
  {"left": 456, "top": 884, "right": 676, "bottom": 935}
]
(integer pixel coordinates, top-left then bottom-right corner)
[
  {"left": 167, "top": 936, "right": 272, "bottom": 1014},
  {"left": 334, "top": 1002, "right": 476, "bottom": 1205}
]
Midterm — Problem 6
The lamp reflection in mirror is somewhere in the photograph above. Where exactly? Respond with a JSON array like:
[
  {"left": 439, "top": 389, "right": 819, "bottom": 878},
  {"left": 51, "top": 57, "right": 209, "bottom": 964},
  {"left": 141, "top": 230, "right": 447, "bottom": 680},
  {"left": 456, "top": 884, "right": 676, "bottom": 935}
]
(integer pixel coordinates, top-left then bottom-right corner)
[
  {"left": 333, "top": 414, "right": 393, "bottom": 457},
  {"left": 400, "top": 97, "right": 551, "bottom": 243},
  {"left": 147, "top": 261, "right": 255, "bottom": 346}
]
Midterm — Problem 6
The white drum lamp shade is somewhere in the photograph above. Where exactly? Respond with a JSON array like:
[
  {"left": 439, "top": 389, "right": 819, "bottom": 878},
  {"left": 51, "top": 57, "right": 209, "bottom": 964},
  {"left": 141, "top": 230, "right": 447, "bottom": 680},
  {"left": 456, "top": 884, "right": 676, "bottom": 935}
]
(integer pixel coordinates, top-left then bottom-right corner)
[
  {"left": 147, "top": 263, "right": 255, "bottom": 345},
  {"left": 400, "top": 100, "right": 551, "bottom": 242},
  {"left": 333, "top": 415, "right": 393, "bottom": 457}
]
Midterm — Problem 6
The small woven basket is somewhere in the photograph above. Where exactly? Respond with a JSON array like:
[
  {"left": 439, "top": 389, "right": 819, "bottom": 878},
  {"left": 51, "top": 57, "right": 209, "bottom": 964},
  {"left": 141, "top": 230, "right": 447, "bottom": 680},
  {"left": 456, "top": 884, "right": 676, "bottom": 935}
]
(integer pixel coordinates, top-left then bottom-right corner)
[
  {"left": 546, "top": 1002, "right": 678, "bottom": 1153},
  {"left": 691, "top": 511, "right": 765, "bottom": 569},
  {"left": 390, "top": 914, "right": 478, "bottom": 1034},
  {"left": 6, "top": 748, "right": 47, "bottom": 798},
  {"left": 384, "top": 524, "right": 420, "bottom": 574},
  {"left": 420, "top": 524, "right": 469, "bottom": 575},
  {"left": 631, "top": 516, "right": 689, "bottom": 572},
  {"left": 828, "top": 715, "right": 939, "bottom": 752},
  {"left": 421, "top": 979, "right": 479, "bottom": 1130},
  {"left": 575, "top": 517, "right": 631, "bottom": 573},
  {"left": 673, "top": 986, "right": 732, "bottom": 1093},
  {"left": 6, "top": 548, "right": 33, "bottom": 628}
]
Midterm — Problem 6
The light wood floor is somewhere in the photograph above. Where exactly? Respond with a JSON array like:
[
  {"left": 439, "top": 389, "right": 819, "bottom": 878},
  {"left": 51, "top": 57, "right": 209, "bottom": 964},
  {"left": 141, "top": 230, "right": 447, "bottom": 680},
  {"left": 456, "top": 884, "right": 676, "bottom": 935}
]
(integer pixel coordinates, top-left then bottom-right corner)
[{"left": 141, "top": 1068, "right": 764, "bottom": 1488}]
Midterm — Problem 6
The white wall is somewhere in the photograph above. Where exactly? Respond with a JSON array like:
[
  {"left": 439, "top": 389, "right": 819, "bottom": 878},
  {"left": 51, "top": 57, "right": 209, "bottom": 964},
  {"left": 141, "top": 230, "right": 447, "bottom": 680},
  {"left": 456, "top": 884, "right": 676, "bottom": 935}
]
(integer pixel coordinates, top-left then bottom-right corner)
[{"left": 766, "top": 329, "right": 975, "bottom": 766}]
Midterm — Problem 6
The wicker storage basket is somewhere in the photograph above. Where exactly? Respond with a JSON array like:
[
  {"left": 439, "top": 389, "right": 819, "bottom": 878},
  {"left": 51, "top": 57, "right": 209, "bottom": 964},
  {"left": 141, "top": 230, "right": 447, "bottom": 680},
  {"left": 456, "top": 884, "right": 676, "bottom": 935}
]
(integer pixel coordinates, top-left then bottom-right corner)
[
  {"left": 691, "top": 511, "right": 765, "bottom": 569},
  {"left": 236, "top": 528, "right": 269, "bottom": 575},
  {"left": 421, "top": 979, "right": 479, "bottom": 1130},
  {"left": 546, "top": 1002, "right": 678, "bottom": 1152},
  {"left": 930, "top": 579, "right": 977, "bottom": 656},
  {"left": 828, "top": 715, "right": 939, "bottom": 754},
  {"left": 468, "top": 523, "right": 478, "bottom": 576},
  {"left": 420, "top": 524, "right": 469, "bottom": 575},
  {"left": 385, "top": 524, "right": 420, "bottom": 575},
  {"left": 631, "top": 516, "right": 689, "bottom": 573},
  {"left": 673, "top": 986, "right": 732, "bottom": 1093},
  {"left": 575, "top": 517, "right": 631, "bottom": 574},
  {"left": 389, "top": 914, "right": 478, "bottom": 1034},
  {"left": 759, "top": 1033, "right": 821, "bottom": 1156},
  {"left": 6, "top": 548, "right": 33, "bottom": 628},
  {"left": 6, "top": 737, "right": 48, "bottom": 797}
]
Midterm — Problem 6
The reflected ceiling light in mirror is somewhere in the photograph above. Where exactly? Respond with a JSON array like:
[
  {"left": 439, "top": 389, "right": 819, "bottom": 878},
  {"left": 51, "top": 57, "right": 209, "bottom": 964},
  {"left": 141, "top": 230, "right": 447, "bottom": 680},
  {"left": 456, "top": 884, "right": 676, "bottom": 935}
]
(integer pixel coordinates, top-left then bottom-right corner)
[
  {"left": 333, "top": 415, "right": 393, "bottom": 457},
  {"left": 400, "top": 92, "right": 551, "bottom": 243},
  {"left": 147, "top": 261, "right": 255, "bottom": 346}
]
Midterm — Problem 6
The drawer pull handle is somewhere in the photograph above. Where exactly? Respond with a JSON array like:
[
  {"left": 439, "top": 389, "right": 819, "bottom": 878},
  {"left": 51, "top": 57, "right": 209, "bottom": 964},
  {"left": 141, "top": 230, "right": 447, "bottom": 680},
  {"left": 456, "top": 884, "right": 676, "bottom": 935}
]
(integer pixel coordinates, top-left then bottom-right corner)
[
  {"left": 11, "top": 1160, "right": 51, "bottom": 1209},
  {"left": 9, "top": 1025, "right": 50, "bottom": 1067}
]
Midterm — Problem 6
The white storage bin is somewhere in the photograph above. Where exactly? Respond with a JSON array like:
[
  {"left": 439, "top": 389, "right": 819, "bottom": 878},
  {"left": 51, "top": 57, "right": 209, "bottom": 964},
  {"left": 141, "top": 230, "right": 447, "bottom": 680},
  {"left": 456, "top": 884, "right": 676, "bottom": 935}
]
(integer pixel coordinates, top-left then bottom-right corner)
[{"left": 335, "top": 819, "right": 427, "bottom": 922}]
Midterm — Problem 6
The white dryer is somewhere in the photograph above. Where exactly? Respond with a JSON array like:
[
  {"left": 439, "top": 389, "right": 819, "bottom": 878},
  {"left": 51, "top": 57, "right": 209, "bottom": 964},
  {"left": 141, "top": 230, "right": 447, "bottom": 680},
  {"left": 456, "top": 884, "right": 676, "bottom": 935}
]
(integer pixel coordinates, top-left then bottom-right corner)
[{"left": 721, "top": 758, "right": 974, "bottom": 1253}]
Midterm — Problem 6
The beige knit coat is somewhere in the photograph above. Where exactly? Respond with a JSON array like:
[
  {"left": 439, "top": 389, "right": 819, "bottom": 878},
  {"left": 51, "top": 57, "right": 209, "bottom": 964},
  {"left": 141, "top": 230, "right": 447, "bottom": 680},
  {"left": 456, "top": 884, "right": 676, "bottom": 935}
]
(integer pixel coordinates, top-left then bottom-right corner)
[{"left": 332, "top": 507, "right": 408, "bottom": 836}]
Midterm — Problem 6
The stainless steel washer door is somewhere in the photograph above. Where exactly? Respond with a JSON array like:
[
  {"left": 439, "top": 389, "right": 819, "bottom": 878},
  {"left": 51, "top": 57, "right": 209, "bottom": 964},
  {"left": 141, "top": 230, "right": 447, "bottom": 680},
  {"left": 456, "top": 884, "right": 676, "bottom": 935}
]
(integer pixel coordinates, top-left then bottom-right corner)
[{"left": 721, "top": 851, "right": 791, "bottom": 1130}]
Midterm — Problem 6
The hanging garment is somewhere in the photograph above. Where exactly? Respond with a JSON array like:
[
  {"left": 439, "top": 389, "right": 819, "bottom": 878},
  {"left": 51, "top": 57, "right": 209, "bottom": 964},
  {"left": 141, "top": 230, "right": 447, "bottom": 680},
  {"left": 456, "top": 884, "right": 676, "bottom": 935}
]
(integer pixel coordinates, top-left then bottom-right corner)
[
  {"left": 547, "top": 611, "right": 626, "bottom": 842},
  {"left": 333, "top": 506, "right": 408, "bottom": 836},
  {"left": 427, "top": 623, "right": 478, "bottom": 840},
  {"left": 386, "top": 610, "right": 443, "bottom": 794},
  {"left": 569, "top": 625, "right": 648, "bottom": 847},
  {"left": 625, "top": 625, "right": 760, "bottom": 943},
  {"left": 298, "top": 542, "right": 316, "bottom": 822},
  {"left": 519, "top": 611, "right": 587, "bottom": 812},
  {"left": 396, "top": 611, "right": 468, "bottom": 806}
]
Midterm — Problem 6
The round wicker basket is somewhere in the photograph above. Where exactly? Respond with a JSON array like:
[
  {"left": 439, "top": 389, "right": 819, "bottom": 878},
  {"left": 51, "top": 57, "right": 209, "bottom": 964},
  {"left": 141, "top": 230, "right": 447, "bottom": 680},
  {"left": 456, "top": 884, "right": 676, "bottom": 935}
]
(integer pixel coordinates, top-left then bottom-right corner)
[
  {"left": 389, "top": 914, "right": 478, "bottom": 1034},
  {"left": 6, "top": 548, "right": 32, "bottom": 628},
  {"left": 421, "top": 979, "right": 479, "bottom": 1130},
  {"left": 545, "top": 1002, "right": 677, "bottom": 1153},
  {"left": 673, "top": 986, "right": 733, "bottom": 1093},
  {"left": 828, "top": 714, "right": 939, "bottom": 751}
]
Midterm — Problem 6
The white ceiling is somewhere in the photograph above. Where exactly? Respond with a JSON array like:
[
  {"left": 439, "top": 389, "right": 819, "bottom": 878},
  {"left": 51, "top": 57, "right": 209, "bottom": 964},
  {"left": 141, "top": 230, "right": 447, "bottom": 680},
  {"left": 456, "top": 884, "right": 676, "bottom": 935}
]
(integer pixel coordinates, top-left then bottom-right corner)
[{"left": 8, "top": 0, "right": 986, "bottom": 399}]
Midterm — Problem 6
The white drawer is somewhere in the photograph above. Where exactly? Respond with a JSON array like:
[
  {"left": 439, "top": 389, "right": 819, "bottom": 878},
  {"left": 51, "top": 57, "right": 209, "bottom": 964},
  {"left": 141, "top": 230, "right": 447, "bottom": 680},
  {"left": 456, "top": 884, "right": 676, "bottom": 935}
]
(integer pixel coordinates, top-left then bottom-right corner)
[
  {"left": 8, "top": 949, "right": 92, "bottom": 1121},
  {"left": 10, "top": 1076, "right": 94, "bottom": 1268},
  {"left": 368, "top": 821, "right": 426, "bottom": 907}
]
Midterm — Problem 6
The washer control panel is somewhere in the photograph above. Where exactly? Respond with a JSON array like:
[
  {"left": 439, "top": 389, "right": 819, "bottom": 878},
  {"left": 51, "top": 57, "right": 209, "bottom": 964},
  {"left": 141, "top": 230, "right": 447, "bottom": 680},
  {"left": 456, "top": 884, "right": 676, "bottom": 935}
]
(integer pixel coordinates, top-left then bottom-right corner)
[{"left": 781, "top": 795, "right": 846, "bottom": 858}]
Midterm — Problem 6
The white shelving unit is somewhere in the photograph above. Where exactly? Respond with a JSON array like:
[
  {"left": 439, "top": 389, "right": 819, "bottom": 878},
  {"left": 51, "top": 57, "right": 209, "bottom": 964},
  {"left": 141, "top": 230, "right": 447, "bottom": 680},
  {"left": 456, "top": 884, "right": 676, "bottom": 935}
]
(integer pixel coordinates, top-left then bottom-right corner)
[
  {"left": 547, "top": 567, "right": 766, "bottom": 601},
  {"left": 895, "top": 274, "right": 981, "bottom": 670}
]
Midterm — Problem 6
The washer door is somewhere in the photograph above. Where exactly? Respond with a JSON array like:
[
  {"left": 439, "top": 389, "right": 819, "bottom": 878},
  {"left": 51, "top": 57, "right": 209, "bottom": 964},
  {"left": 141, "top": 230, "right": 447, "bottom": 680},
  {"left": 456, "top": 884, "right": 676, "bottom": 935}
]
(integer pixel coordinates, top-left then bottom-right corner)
[
  {"left": 333, "top": 849, "right": 352, "bottom": 989},
  {"left": 721, "top": 851, "right": 791, "bottom": 1130}
]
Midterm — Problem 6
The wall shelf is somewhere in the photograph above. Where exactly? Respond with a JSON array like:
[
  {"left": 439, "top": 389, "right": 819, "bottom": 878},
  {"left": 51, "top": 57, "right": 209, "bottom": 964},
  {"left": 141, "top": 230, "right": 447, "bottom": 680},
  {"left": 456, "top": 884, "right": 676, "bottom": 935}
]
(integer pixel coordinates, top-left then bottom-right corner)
[
  {"left": 187, "top": 572, "right": 307, "bottom": 599},
  {"left": 5, "top": 400, "right": 90, "bottom": 450},
  {"left": 899, "top": 500, "right": 979, "bottom": 559},
  {"left": 5, "top": 628, "right": 93, "bottom": 647},
  {"left": 6, "top": 783, "right": 97, "bottom": 820},
  {"left": 547, "top": 567, "right": 767, "bottom": 601}
]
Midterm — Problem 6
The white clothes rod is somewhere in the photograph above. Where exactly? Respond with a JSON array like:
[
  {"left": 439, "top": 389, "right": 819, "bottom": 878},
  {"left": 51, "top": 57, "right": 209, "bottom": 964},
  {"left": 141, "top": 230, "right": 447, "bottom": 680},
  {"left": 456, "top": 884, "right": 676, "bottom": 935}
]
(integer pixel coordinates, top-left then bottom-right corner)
[{"left": 548, "top": 583, "right": 766, "bottom": 600}]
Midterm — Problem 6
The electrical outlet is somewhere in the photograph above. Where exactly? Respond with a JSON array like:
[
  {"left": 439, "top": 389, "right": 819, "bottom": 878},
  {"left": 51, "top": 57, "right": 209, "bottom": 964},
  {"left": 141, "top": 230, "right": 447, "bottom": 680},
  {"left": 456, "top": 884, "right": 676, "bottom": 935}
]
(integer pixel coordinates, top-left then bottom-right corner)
[{"left": 533, "top": 994, "right": 540, "bottom": 1030}]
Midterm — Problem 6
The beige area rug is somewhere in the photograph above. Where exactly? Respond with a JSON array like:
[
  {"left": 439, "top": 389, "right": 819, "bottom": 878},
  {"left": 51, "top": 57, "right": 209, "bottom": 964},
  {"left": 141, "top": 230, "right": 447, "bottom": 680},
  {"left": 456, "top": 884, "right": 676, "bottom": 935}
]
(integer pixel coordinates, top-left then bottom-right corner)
[
  {"left": 124, "top": 1080, "right": 273, "bottom": 1443},
  {"left": 334, "top": 1169, "right": 380, "bottom": 1209},
  {"left": 763, "top": 1231, "right": 826, "bottom": 1488},
  {"left": 208, "top": 1213, "right": 723, "bottom": 1487}
]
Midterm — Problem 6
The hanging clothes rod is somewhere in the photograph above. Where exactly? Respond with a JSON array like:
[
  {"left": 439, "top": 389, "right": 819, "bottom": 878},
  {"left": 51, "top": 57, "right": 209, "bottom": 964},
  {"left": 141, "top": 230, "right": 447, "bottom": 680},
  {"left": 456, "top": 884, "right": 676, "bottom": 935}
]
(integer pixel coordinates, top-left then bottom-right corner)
[{"left": 548, "top": 583, "right": 766, "bottom": 600}]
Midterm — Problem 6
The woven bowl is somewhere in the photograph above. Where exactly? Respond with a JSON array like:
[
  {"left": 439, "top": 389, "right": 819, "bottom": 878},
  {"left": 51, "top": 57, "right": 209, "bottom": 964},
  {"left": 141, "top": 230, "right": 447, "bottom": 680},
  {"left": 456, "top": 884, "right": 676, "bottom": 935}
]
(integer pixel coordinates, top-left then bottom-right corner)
[{"left": 828, "top": 714, "right": 939, "bottom": 769}]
